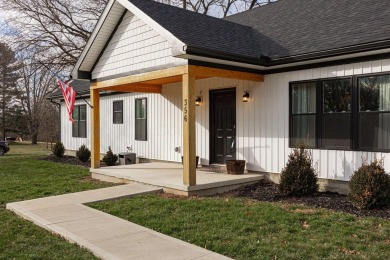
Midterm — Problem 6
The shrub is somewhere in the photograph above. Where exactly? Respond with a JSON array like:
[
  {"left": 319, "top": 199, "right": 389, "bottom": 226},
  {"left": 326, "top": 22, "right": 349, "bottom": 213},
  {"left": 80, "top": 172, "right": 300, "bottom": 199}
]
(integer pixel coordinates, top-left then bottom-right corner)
[
  {"left": 348, "top": 160, "right": 390, "bottom": 210},
  {"left": 76, "top": 144, "right": 91, "bottom": 162},
  {"left": 279, "top": 146, "right": 318, "bottom": 196},
  {"left": 103, "top": 147, "right": 118, "bottom": 166},
  {"left": 52, "top": 142, "right": 65, "bottom": 157}
]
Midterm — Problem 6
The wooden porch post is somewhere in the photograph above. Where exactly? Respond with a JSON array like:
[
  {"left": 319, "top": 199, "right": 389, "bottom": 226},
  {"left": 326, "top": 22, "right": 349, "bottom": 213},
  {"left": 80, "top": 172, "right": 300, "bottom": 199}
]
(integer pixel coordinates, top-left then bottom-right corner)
[
  {"left": 90, "top": 88, "right": 100, "bottom": 169},
  {"left": 182, "top": 67, "right": 196, "bottom": 186}
]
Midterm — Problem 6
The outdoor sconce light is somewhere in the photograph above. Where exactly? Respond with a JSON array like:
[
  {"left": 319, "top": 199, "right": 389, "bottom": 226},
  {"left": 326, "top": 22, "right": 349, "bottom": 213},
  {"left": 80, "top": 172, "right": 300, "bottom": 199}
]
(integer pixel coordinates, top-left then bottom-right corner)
[
  {"left": 195, "top": 96, "right": 203, "bottom": 106},
  {"left": 242, "top": 91, "right": 251, "bottom": 102}
]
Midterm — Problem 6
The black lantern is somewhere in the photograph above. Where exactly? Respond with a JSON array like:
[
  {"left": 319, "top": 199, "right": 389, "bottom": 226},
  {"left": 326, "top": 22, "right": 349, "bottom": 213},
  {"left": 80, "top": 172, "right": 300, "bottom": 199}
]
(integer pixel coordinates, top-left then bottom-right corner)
[
  {"left": 243, "top": 91, "right": 251, "bottom": 102},
  {"left": 195, "top": 96, "right": 202, "bottom": 106}
]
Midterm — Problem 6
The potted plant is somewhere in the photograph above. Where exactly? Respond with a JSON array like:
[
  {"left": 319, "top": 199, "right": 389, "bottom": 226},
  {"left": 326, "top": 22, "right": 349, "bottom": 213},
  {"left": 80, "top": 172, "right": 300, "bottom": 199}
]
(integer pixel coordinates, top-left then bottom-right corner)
[{"left": 226, "top": 160, "right": 246, "bottom": 175}]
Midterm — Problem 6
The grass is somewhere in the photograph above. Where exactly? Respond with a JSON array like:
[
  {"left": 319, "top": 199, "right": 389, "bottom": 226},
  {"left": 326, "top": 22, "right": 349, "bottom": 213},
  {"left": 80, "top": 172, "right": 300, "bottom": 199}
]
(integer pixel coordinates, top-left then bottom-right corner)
[
  {"left": 0, "top": 142, "right": 114, "bottom": 259},
  {"left": 91, "top": 194, "right": 390, "bottom": 260}
]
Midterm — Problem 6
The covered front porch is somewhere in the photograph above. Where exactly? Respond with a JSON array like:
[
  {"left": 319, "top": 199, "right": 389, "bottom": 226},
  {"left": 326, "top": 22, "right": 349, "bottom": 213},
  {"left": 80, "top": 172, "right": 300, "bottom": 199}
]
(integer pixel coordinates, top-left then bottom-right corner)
[
  {"left": 91, "top": 162, "right": 264, "bottom": 196},
  {"left": 90, "top": 64, "right": 264, "bottom": 189}
]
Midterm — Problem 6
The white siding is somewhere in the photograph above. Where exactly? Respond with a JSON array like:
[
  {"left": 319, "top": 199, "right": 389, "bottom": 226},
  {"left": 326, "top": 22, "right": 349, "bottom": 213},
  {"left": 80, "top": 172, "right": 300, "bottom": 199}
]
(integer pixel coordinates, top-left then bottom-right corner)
[
  {"left": 92, "top": 11, "right": 186, "bottom": 79},
  {"left": 79, "top": 1, "right": 125, "bottom": 72},
  {"left": 63, "top": 57, "right": 390, "bottom": 181}
]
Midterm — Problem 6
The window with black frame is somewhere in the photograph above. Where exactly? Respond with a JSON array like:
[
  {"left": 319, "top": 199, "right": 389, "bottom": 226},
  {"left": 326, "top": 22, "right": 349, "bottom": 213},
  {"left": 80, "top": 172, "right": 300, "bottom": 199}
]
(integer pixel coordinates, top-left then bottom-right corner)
[
  {"left": 290, "top": 82, "right": 317, "bottom": 148},
  {"left": 358, "top": 75, "right": 390, "bottom": 151},
  {"left": 322, "top": 79, "right": 352, "bottom": 149},
  {"left": 113, "top": 100, "right": 123, "bottom": 124},
  {"left": 72, "top": 105, "right": 87, "bottom": 138},
  {"left": 135, "top": 98, "right": 147, "bottom": 141}
]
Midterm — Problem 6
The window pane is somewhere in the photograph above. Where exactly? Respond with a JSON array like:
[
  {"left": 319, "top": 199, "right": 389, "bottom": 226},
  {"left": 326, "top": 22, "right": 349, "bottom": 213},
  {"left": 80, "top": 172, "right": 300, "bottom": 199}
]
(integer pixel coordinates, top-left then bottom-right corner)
[
  {"left": 322, "top": 113, "right": 351, "bottom": 149},
  {"left": 359, "top": 112, "right": 390, "bottom": 150},
  {"left": 79, "top": 121, "right": 86, "bottom": 138},
  {"left": 323, "top": 79, "right": 352, "bottom": 113},
  {"left": 72, "top": 106, "right": 79, "bottom": 121},
  {"left": 135, "top": 119, "right": 146, "bottom": 140},
  {"left": 135, "top": 98, "right": 147, "bottom": 140},
  {"left": 72, "top": 121, "right": 79, "bottom": 137},
  {"left": 292, "top": 82, "right": 316, "bottom": 114},
  {"left": 136, "top": 99, "right": 146, "bottom": 119},
  {"left": 113, "top": 101, "right": 123, "bottom": 112},
  {"left": 113, "top": 112, "right": 123, "bottom": 124},
  {"left": 291, "top": 115, "right": 316, "bottom": 148},
  {"left": 79, "top": 105, "right": 86, "bottom": 121},
  {"left": 359, "top": 75, "right": 390, "bottom": 112}
]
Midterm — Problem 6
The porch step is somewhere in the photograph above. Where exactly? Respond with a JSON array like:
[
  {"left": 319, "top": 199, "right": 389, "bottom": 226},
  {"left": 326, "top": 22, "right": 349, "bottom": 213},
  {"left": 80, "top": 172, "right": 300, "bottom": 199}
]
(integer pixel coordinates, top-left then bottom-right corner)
[
  {"left": 208, "top": 164, "right": 249, "bottom": 174},
  {"left": 209, "top": 164, "right": 227, "bottom": 170}
]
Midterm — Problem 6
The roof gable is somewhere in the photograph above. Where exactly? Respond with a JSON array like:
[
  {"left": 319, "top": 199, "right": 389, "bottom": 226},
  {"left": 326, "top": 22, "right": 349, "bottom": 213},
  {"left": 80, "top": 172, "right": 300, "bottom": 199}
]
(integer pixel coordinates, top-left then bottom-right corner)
[{"left": 72, "top": 0, "right": 186, "bottom": 79}]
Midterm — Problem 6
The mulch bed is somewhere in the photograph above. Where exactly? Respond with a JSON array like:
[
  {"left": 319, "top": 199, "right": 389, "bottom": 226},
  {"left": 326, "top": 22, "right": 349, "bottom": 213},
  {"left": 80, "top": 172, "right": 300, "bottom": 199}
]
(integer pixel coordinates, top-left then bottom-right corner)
[
  {"left": 41, "top": 155, "right": 91, "bottom": 168},
  {"left": 234, "top": 180, "right": 390, "bottom": 220}
]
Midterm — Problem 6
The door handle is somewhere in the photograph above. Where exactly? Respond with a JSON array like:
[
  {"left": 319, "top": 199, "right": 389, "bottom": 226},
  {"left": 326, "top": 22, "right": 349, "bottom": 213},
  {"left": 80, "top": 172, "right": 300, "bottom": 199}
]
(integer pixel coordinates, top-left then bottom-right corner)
[{"left": 231, "top": 138, "right": 235, "bottom": 149}]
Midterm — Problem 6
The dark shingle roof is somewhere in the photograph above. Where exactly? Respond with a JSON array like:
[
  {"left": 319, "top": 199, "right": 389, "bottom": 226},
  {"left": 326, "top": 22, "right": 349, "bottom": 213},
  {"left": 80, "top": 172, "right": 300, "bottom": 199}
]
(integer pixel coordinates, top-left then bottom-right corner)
[
  {"left": 225, "top": 0, "right": 390, "bottom": 59},
  {"left": 129, "top": 0, "right": 390, "bottom": 64},
  {"left": 129, "top": 0, "right": 263, "bottom": 61},
  {"left": 48, "top": 80, "right": 90, "bottom": 99}
]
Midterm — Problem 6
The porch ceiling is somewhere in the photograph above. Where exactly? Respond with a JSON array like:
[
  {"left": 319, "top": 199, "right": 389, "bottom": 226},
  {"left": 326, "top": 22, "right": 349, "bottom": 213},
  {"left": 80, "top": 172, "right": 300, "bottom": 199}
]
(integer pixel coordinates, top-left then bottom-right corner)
[{"left": 90, "top": 65, "right": 264, "bottom": 93}]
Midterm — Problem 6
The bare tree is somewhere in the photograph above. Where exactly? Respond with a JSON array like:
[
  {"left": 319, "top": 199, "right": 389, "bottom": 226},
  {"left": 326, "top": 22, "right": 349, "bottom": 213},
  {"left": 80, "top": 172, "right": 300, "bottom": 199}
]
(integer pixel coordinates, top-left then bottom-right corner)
[
  {"left": 16, "top": 55, "right": 56, "bottom": 144},
  {"left": 156, "top": 0, "right": 276, "bottom": 17},
  {"left": 0, "top": 41, "right": 20, "bottom": 141},
  {"left": 1, "top": 0, "right": 108, "bottom": 73}
]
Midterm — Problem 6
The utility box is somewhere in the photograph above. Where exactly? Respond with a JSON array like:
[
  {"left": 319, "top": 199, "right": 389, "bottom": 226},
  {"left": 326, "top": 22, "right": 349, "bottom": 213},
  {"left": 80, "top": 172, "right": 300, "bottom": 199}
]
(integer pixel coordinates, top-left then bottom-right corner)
[{"left": 118, "top": 153, "right": 136, "bottom": 165}]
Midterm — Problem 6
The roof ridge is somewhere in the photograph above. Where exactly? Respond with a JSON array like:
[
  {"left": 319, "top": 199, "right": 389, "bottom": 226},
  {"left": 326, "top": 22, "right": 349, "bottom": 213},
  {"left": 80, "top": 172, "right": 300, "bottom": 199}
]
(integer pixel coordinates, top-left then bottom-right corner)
[{"left": 224, "top": 0, "right": 282, "bottom": 19}]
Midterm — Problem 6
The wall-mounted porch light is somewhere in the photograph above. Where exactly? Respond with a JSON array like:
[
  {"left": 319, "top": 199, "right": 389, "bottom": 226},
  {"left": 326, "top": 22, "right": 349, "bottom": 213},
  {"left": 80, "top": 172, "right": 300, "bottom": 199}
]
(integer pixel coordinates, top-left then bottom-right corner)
[
  {"left": 195, "top": 96, "right": 203, "bottom": 106},
  {"left": 242, "top": 91, "right": 251, "bottom": 102}
]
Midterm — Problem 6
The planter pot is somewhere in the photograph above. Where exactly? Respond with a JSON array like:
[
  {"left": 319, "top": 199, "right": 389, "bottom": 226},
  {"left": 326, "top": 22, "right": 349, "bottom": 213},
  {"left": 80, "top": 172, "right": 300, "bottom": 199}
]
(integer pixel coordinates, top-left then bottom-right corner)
[
  {"left": 226, "top": 160, "right": 246, "bottom": 175},
  {"left": 181, "top": 156, "right": 200, "bottom": 168}
]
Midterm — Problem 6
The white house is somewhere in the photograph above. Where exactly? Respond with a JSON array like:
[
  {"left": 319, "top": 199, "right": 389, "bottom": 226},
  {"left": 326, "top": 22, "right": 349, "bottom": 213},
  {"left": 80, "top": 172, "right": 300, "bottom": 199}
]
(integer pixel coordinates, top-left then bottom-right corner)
[{"left": 50, "top": 0, "right": 390, "bottom": 193}]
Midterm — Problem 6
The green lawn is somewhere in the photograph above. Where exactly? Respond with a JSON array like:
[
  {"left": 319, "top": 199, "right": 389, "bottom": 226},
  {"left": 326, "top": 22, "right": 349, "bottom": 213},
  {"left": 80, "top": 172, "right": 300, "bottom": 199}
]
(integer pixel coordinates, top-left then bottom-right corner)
[
  {"left": 0, "top": 143, "right": 113, "bottom": 259},
  {"left": 91, "top": 195, "right": 390, "bottom": 260}
]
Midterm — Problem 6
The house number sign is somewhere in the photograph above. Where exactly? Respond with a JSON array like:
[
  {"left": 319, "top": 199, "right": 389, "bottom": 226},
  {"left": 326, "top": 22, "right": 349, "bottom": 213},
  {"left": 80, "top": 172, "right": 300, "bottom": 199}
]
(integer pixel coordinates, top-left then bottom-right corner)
[{"left": 184, "top": 99, "right": 188, "bottom": 122}]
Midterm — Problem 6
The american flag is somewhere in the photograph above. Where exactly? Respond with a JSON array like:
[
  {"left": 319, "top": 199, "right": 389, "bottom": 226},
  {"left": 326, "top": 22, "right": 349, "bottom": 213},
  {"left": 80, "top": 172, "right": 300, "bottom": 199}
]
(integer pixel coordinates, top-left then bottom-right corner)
[{"left": 57, "top": 78, "right": 76, "bottom": 123}]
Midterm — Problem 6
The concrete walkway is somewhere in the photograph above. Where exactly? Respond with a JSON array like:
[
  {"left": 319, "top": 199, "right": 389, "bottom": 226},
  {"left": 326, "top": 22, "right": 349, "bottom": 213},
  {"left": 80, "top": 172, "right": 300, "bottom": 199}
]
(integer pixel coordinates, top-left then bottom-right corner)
[{"left": 7, "top": 184, "right": 231, "bottom": 260}]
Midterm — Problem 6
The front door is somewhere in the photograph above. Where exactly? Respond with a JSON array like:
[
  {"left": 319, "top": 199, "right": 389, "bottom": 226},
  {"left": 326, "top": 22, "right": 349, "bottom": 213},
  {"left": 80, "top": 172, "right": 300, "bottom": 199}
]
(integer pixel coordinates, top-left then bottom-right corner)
[{"left": 210, "top": 88, "right": 236, "bottom": 164}]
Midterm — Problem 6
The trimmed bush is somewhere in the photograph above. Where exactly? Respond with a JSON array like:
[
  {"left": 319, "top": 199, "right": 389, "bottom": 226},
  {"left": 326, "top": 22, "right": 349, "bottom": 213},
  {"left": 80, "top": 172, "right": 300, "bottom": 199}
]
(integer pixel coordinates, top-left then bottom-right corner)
[
  {"left": 52, "top": 142, "right": 65, "bottom": 157},
  {"left": 76, "top": 144, "right": 91, "bottom": 162},
  {"left": 103, "top": 147, "right": 118, "bottom": 166},
  {"left": 349, "top": 160, "right": 390, "bottom": 210},
  {"left": 279, "top": 146, "right": 318, "bottom": 196}
]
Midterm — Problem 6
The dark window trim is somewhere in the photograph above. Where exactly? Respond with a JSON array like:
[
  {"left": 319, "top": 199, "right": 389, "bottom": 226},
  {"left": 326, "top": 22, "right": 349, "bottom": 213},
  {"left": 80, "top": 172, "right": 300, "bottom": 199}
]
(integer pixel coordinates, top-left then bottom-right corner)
[
  {"left": 135, "top": 98, "right": 147, "bottom": 141},
  {"left": 72, "top": 105, "right": 87, "bottom": 139},
  {"left": 290, "top": 72, "right": 390, "bottom": 152},
  {"left": 113, "top": 100, "right": 124, "bottom": 124}
]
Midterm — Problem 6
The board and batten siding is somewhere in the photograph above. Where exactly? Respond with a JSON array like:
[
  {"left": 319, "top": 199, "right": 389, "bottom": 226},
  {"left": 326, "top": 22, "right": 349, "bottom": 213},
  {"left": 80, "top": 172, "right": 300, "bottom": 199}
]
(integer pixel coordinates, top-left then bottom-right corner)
[
  {"left": 92, "top": 11, "right": 187, "bottom": 80},
  {"left": 62, "top": 58, "right": 390, "bottom": 181}
]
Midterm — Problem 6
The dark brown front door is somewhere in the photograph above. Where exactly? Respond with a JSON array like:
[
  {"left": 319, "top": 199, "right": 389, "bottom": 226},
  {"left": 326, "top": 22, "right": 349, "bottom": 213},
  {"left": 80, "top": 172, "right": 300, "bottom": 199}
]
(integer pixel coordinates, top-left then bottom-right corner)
[{"left": 210, "top": 88, "right": 236, "bottom": 164}]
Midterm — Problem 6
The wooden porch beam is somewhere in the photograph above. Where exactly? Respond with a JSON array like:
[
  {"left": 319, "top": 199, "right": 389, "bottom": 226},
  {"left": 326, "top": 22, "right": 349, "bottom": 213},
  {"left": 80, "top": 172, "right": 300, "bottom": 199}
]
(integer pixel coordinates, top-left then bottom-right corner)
[
  {"left": 182, "top": 67, "right": 196, "bottom": 186},
  {"left": 105, "top": 84, "right": 162, "bottom": 93},
  {"left": 91, "top": 66, "right": 187, "bottom": 90},
  {"left": 190, "top": 65, "right": 264, "bottom": 82},
  {"left": 90, "top": 87, "right": 100, "bottom": 169}
]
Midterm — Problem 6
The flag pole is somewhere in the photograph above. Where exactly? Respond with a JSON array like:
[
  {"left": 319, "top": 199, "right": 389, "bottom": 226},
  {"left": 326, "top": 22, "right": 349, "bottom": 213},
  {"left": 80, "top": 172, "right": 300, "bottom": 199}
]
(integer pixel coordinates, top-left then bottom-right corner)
[{"left": 38, "top": 62, "right": 93, "bottom": 108}]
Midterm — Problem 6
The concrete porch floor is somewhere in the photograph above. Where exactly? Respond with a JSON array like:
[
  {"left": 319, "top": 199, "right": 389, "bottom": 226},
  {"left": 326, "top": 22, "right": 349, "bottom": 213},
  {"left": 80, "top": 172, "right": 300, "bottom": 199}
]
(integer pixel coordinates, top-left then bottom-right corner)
[{"left": 91, "top": 162, "right": 264, "bottom": 196}]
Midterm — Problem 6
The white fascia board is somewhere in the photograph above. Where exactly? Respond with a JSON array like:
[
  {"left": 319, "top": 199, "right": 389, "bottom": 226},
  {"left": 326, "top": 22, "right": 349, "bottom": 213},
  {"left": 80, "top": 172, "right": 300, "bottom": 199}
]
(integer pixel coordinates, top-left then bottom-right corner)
[
  {"left": 71, "top": 0, "right": 116, "bottom": 79},
  {"left": 116, "top": 0, "right": 186, "bottom": 56},
  {"left": 264, "top": 48, "right": 390, "bottom": 70},
  {"left": 176, "top": 48, "right": 390, "bottom": 72}
]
